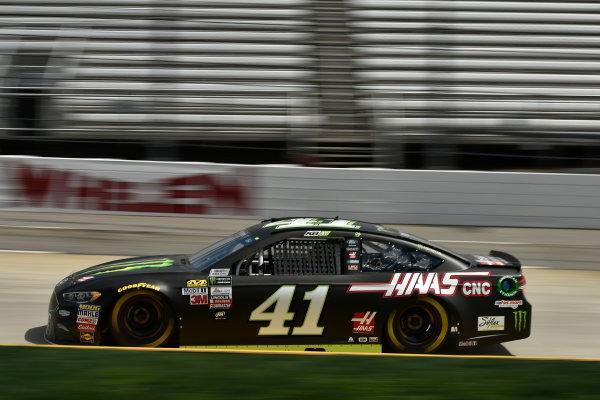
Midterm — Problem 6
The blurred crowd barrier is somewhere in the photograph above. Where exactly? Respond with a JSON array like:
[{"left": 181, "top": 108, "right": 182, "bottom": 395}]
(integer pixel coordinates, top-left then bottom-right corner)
[
  {"left": 2, "top": 1, "right": 600, "bottom": 169},
  {"left": 1, "top": 156, "right": 599, "bottom": 229}
]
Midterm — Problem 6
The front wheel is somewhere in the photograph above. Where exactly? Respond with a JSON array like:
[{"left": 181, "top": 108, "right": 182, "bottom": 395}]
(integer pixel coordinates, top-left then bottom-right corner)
[
  {"left": 386, "top": 297, "right": 450, "bottom": 353},
  {"left": 110, "top": 290, "right": 176, "bottom": 347}
]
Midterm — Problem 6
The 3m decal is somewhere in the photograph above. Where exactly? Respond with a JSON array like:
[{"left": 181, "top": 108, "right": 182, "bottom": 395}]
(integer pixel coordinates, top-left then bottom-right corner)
[
  {"left": 351, "top": 312, "right": 376, "bottom": 334},
  {"left": 249, "top": 285, "right": 329, "bottom": 336},
  {"left": 495, "top": 300, "right": 523, "bottom": 309},
  {"left": 514, "top": 310, "right": 528, "bottom": 332},
  {"left": 187, "top": 279, "right": 207, "bottom": 287},
  {"left": 347, "top": 272, "right": 491, "bottom": 297},
  {"left": 263, "top": 218, "right": 361, "bottom": 230},
  {"left": 498, "top": 276, "right": 519, "bottom": 297},
  {"left": 117, "top": 282, "right": 160, "bottom": 293},
  {"left": 81, "top": 258, "right": 174, "bottom": 276},
  {"left": 191, "top": 293, "right": 209, "bottom": 305},
  {"left": 477, "top": 316, "right": 505, "bottom": 331},
  {"left": 182, "top": 287, "right": 208, "bottom": 305}
]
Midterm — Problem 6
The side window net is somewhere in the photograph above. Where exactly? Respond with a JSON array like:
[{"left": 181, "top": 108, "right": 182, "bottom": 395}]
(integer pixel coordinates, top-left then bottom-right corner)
[{"left": 272, "top": 239, "right": 341, "bottom": 276}]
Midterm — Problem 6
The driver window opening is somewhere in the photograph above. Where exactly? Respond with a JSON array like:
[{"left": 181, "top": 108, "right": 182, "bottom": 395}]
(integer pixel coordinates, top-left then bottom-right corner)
[{"left": 361, "top": 239, "right": 442, "bottom": 271}]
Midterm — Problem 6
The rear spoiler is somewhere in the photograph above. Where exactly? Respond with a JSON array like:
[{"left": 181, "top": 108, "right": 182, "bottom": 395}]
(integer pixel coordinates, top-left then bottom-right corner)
[{"left": 468, "top": 250, "right": 522, "bottom": 271}]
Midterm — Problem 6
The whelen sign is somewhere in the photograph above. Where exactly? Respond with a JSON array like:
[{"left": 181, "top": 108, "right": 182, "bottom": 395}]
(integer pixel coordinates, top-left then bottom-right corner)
[{"left": 0, "top": 157, "right": 253, "bottom": 215}]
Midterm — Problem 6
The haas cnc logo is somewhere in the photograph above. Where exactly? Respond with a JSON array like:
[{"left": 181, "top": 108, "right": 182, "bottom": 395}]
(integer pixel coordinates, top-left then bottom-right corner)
[{"left": 351, "top": 312, "right": 376, "bottom": 334}]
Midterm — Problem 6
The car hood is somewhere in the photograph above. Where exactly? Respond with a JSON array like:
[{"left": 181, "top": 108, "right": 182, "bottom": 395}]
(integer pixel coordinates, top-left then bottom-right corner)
[{"left": 71, "top": 255, "right": 191, "bottom": 280}]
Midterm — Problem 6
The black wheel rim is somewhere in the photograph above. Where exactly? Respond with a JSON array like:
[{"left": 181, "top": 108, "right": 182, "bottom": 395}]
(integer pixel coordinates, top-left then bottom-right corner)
[
  {"left": 396, "top": 303, "right": 442, "bottom": 347},
  {"left": 120, "top": 296, "right": 166, "bottom": 340}
]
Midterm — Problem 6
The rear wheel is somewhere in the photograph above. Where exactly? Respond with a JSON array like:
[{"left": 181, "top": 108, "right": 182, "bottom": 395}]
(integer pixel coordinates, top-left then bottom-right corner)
[
  {"left": 110, "top": 290, "right": 175, "bottom": 347},
  {"left": 386, "top": 297, "right": 449, "bottom": 353}
]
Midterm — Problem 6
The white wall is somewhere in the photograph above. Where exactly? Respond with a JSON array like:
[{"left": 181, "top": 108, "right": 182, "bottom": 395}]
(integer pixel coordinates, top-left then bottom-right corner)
[{"left": 1, "top": 156, "right": 599, "bottom": 228}]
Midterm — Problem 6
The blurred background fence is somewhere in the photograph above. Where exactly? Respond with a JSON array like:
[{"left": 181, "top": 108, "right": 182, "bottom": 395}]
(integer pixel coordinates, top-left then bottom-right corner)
[{"left": 2, "top": 1, "right": 600, "bottom": 170}]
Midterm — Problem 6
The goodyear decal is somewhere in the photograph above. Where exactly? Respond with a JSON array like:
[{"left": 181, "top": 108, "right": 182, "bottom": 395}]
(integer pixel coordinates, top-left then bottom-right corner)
[
  {"left": 80, "top": 258, "right": 174, "bottom": 276},
  {"left": 117, "top": 282, "right": 161, "bottom": 293}
]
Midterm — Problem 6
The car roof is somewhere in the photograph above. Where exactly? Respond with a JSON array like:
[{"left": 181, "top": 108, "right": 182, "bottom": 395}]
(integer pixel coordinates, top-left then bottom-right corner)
[{"left": 251, "top": 217, "right": 411, "bottom": 239}]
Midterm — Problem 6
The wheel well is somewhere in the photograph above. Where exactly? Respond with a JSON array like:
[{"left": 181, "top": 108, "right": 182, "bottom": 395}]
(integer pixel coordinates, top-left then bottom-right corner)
[{"left": 103, "top": 289, "right": 179, "bottom": 347}]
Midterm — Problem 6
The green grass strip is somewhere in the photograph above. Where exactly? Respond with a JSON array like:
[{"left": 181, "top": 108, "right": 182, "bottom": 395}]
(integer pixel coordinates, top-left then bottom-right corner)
[{"left": 0, "top": 346, "right": 598, "bottom": 399}]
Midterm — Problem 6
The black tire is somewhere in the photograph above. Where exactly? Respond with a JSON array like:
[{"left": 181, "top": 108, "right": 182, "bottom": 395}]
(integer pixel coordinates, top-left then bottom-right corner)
[
  {"left": 386, "top": 297, "right": 450, "bottom": 353},
  {"left": 110, "top": 290, "right": 176, "bottom": 347}
]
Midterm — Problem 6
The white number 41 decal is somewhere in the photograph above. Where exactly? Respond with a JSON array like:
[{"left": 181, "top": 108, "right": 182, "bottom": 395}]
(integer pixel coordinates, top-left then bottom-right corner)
[{"left": 249, "top": 285, "right": 329, "bottom": 335}]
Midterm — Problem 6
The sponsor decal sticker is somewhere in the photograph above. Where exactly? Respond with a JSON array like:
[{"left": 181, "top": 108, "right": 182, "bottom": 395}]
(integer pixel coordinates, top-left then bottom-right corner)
[
  {"left": 514, "top": 310, "right": 528, "bottom": 332},
  {"left": 209, "top": 303, "right": 231, "bottom": 309},
  {"left": 347, "top": 271, "right": 491, "bottom": 297},
  {"left": 187, "top": 279, "right": 207, "bottom": 287},
  {"left": 495, "top": 300, "right": 523, "bottom": 309},
  {"left": 211, "top": 286, "right": 232, "bottom": 296},
  {"left": 58, "top": 309, "right": 70, "bottom": 317},
  {"left": 209, "top": 268, "right": 230, "bottom": 277},
  {"left": 190, "top": 293, "right": 209, "bottom": 305},
  {"left": 368, "top": 337, "right": 379, "bottom": 343},
  {"left": 477, "top": 316, "right": 505, "bottom": 331},
  {"left": 263, "top": 218, "right": 360, "bottom": 230},
  {"left": 304, "top": 230, "right": 331, "bottom": 237},
  {"left": 348, "top": 251, "right": 358, "bottom": 259},
  {"left": 77, "top": 324, "right": 96, "bottom": 332},
  {"left": 182, "top": 287, "right": 208, "bottom": 296},
  {"left": 461, "top": 281, "right": 492, "bottom": 297},
  {"left": 80, "top": 331, "right": 95, "bottom": 343},
  {"left": 358, "top": 337, "right": 368, "bottom": 343},
  {"left": 474, "top": 256, "right": 507, "bottom": 266},
  {"left": 209, "top": 276, "right": 232, "bottom": 286},
  {"left": 347, "top": 337, "right": 354, "bottom": 343},
  {"left": 347, "top": 264, "right": 359, "bottom": 271},
  {"left": 213, "top": 310, "right": 228, "bottom": 320},
  {"left": 498, "top": 276, "right": 519, "bottom": 297},
  {"left": 458, "top": 340, "right": 478, "bottom": 347},
  {"left": 346, "top": 239, "right": 359, "bottom": 246},
  {"left": 351, "top": 312, "right": 376, "bottom": 334},
  {"left": 118, "top": 282, "right": 160, "bottom": 293},
  {"left": 77, "top": 276, "right": 94, "bottom": 283},
  {"left": 76, "top": 316, "right": 99, "bottom": 325}
]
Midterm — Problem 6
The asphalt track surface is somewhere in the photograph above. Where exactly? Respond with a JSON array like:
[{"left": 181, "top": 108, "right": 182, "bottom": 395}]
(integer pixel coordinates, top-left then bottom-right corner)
[{"left": 1, "top": 211, "right": 599, "bottom": 359}]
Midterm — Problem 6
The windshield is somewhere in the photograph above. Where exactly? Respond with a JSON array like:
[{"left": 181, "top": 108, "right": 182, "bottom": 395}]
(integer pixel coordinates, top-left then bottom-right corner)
[{"left": 189, "top": 229, "right": 253, "bottom": 271}]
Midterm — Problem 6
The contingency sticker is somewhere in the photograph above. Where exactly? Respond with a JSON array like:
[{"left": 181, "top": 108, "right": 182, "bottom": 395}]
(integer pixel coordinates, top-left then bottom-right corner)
[
  {"left": 76, "top": 304, "right": 101, "bottom": 325},
  {"left": 209, "top": 286, "right": 232, "bottom": 309},
  {"left": 182, "top": 287, "right": 208, "bottom": 305},
  {"left": 209, "top": 269, "right": 230, "bottom": 277},
  {"left": 477, "top": 316, "right": 505, "bottom": 331}
]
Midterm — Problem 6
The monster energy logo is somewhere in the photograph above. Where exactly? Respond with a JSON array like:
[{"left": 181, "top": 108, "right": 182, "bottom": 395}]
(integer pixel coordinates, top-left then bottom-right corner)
[
  {"left": 79, "top": 258, "right": 174, "bottom": 276},
  {"left": 514, "top": 310, "right": 527, "bottom": 332}
]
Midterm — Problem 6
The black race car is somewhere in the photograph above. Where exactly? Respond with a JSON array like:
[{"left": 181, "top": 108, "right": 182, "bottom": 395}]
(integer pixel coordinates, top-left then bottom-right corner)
[{"left": 46, "top": 217, "right": 531, "bottom": 353}]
